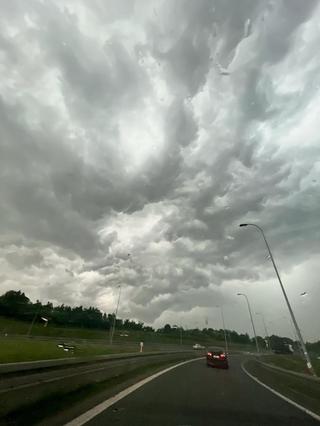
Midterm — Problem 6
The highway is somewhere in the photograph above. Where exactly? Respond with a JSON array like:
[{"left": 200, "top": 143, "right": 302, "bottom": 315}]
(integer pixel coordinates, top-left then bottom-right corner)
[
  {"left": 84, "top": 355, "right": 319, "bottom": 426},
  {"left": 0, "top": 351, "right": 196, "bottom": 420}
]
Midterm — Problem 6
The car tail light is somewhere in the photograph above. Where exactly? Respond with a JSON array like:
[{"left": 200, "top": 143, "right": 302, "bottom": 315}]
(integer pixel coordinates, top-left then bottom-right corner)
[
  {"left": 220, "top": 353, "right": 226, "bottom": 359},
  {"left": 207, "top": 352, "right": 212, "bottom": 356}
]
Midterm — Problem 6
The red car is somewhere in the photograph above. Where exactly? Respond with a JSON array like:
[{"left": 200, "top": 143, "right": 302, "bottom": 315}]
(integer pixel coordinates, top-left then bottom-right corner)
[{"left": 206, "top": 350, "right": 229, "bottom": 369}]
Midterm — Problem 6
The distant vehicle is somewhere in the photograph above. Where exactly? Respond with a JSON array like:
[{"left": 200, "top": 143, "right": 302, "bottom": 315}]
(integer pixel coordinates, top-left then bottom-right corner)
[
  {"left": 120, "top": 333, "right": 129, "bottom": 337},
  {"left": 272, "top": 343, "right": 294, "bottom": 355},
  {"left": 206, "top": 350, "right": 229, "bottom": 369},
  {"left": 57, "top": 343, "right": 75, "bottom": 353},
  {"left": 193, "top": 343, "right": 205, "bottom": 349}
]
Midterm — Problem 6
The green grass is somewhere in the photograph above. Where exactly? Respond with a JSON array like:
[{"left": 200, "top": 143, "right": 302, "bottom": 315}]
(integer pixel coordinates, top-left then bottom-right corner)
[
  {"left": 0, "top": 315, "right": 250, "bottom": 347},
  {"left": 0, "top": 316, "right": 253, "bottom": 365},
  {"left": 0, "top": 314, "right": 192, "bottom": 343},
  {"left": 0, "top": 316, "right": 113, "bottom": 340},
  {"left": 0, "top": 338, "right": 139, "bottom": 363},
  {"left": 261, "top": 354, "right": 320, "bottom": 376}
]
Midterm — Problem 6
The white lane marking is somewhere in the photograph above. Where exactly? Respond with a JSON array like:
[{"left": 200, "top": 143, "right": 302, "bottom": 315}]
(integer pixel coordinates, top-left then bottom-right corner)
[
  {"left": 65, "top": 357, "right": 203, "bottom": 426},
  {"left": 241, "top": 361, "right": 320, "bottom": 423},
  {"left": 0, "top": 357, "right": 72, "bottom": 367}
]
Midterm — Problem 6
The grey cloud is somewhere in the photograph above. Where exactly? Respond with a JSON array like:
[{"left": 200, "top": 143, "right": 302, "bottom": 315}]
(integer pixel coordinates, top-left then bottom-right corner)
[
  {"left": 149, "top": 0, "right": 216, "bottom": 95},
  {"left": 257, "top": 0, "right": 318, "bottom": 64},
  {"left": 166, "top": 100, "right": 198, "bottom": 148},
  {"left": 1, "top": 0, "right": 320, "bottom": 340},
  {"left": 0, "top": 98, "right": 101, "bottom": 256},
  {"left": 5, "top": 250, "right": 43, "bottom": 270}
]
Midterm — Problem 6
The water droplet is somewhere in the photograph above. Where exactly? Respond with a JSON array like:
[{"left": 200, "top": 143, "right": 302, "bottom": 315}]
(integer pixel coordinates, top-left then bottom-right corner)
[{"left": 244, "top": 19, "right": 252, "bottom": 38}]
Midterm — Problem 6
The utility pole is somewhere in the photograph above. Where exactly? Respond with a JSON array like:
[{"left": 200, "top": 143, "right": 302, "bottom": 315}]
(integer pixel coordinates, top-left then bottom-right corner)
[
  {"left": 110, "top": 285, "right": 121, "bottom": 345},
  {"left": 240, "top": 223, "right": 316, "bottom": 376},
  {"left": 237, "top": 293, "right": 260, "bottom": 353}
]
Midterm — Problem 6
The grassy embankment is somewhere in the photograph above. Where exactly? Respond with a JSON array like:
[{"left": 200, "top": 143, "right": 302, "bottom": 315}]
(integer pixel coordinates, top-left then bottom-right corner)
[
  {"left": 261, "top": 354, "right": 320, "bottom": 376},
  {"left": 0, "top": 315, "right": 249, "bottom": 363}
]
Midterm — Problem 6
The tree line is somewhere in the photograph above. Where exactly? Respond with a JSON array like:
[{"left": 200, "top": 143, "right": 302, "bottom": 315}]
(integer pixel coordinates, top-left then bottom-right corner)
[
  {"left": 0, "top": 290, "right": 146, "bottom": 331},
  {"left": 0, "top": 290, "right": 251, "bottom": 343},
  {"left": 0, "top": 290, "right": 318, "bottom": 354}
]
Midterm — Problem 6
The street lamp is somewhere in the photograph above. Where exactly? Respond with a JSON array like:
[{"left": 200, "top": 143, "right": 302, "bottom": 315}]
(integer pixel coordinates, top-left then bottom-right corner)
[
  {"left": 173, "top": 325, "right": 183, "bottom": 345},
  {"left": 215, "top": 305, "right": 228, "bottom": 354},
  {"left": 109, "top": 253, "right": 131, "bottom": 346},
  {"left": 237, "top": 293, "right": 259, "bottom": 353},
  {"left": 256, "top": 312, "right": 270, "bottom": 351},
  {"left": 239, "top": 223, "right": 316, "bottom": 376},
  {"left": 27, "top": 303, "right": 42, "bottom": 337},
  {"left": 110, "top": 285, "right": 121, "bottom": 345}
]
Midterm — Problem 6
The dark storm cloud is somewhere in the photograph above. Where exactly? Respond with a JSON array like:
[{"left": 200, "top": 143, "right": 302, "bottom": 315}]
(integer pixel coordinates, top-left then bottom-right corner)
[
  {"left": 0, "top": 97, "right": 100, "bottom": 256},
  {"left": 149, "top": 0, "right": 216, "bottom": 94},
  {"left": 1, "top": 0, "right": 319, "bottom": 339}
]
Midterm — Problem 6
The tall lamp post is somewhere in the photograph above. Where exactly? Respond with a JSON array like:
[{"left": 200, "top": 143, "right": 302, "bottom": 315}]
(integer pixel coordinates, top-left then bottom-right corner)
[
  {"left": 239, "top": 223, "right": 316, "bottom": 376},
  {"left": 216, "top": 305, "right": 228, "bottom": 354},
  {"left": 110, "top": 285, "right": 121, "bottom": 345},
  {"left": 109, "top": 253, "right": 131, "bottom": 346},
  {"left": 173, "top": 325, "right": 183, "bottom": 345},
  {"left": 237, "top": 293, "right": 259, "bottom": 353},
  {"left": 256, "top": 312, "right": 270, "bottom": 351},
  {"left": 27, "top": 303, "right": 42, "bottom": 337}
]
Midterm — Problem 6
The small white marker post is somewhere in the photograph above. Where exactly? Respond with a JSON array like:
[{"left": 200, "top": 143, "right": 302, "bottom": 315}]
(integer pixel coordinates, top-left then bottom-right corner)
[{"left": 140, "top": 341, "right": 144, "bottom": 353}]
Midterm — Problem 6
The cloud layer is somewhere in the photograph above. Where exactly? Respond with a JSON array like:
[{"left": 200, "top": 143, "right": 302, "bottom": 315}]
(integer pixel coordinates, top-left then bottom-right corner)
[{"left": 1, "top": 0, "right": 319, "bottom": 340}]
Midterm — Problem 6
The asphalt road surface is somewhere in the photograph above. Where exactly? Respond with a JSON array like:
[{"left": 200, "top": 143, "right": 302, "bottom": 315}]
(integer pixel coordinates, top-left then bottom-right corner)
[{"left": 85, "top": 355, "right": 319, "bottom": 426}]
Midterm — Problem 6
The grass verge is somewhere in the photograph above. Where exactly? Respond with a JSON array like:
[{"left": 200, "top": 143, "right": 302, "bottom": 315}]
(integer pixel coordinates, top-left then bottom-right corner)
[
  {"left": 0, "top": 334, "right": 249, "bottom": 364},
  {"left": 0, "top": 338, "right": 138, "bottom": 363},
  {"left": 2, "top": 356, "right": 195, "bottom": 426},
  {"left": 244, "top": 359, "right": 320, "bottom": 415},
  {"left": 0, "top": 316, "right": 252, "bottom": 351},
  {"left": 261, "top": 354, "right": 320, "bottom": 376}
]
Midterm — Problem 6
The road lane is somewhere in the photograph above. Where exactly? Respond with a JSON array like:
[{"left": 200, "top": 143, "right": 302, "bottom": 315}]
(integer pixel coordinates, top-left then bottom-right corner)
[{"left": 85, "top": 355, "right": 319, "bottom": 426}]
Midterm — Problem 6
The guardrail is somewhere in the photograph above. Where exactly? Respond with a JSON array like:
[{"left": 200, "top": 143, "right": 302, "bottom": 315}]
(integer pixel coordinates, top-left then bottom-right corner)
[
  {"left": 0, "top": 350, "right": 195, "bottom": 375},
  {"left": 0, "top": 350, "right": 199, "bottom": 418}
]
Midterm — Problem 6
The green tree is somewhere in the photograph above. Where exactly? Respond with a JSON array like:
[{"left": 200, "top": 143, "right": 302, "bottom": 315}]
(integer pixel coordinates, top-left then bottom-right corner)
[{"left": 0, "top": 290, "right": 31, "bottom": 318}]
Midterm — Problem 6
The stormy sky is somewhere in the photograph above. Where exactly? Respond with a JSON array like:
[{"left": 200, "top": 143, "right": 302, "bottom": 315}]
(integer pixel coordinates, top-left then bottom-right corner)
[{"left": 1, "top": 0, "right": 319, "bottom": 341}]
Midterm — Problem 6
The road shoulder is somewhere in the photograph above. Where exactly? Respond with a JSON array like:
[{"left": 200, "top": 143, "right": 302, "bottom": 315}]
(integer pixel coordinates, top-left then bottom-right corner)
[{"left": 242, "top": 358, "right": 320, "bottom": 420}]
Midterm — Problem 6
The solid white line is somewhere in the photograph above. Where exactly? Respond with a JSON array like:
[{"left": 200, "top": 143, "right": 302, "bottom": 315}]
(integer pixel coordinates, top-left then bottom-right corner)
[
  {"left": 0, "top": 357, "right": 72, "bottom": 367},
  {"left": 241, "top": 361, "right": 320, "bottom": 423},
  {"left": 64, "top": 357, "right": 203, "bottom": 426}
]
